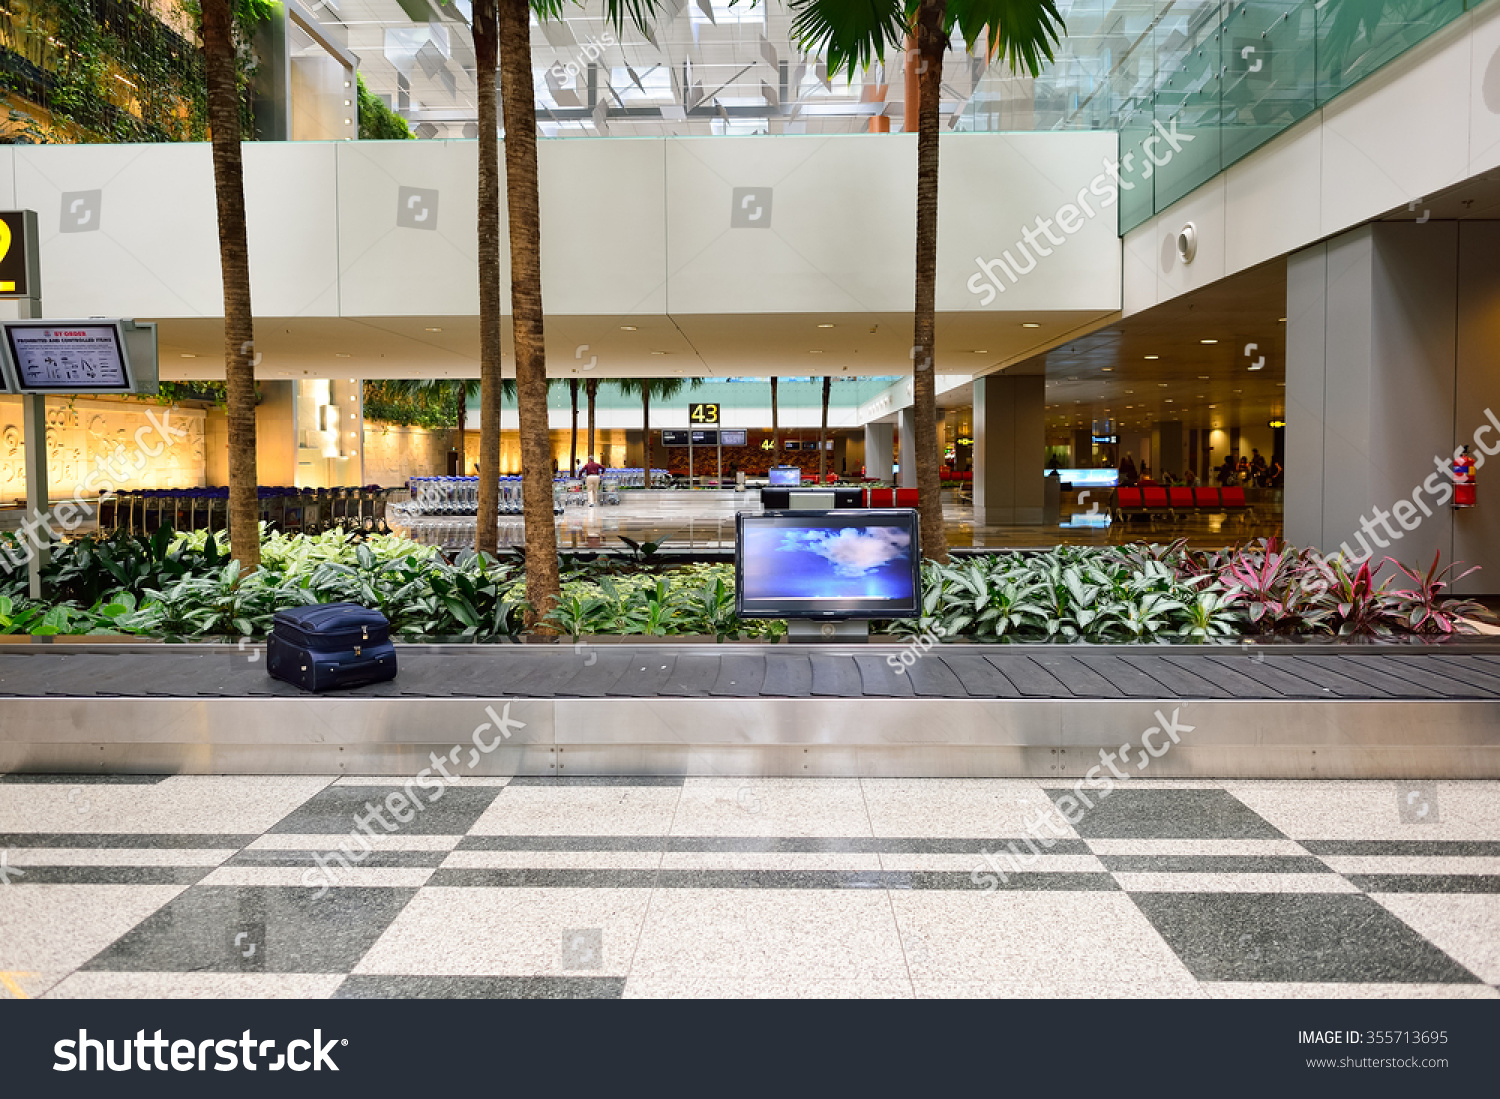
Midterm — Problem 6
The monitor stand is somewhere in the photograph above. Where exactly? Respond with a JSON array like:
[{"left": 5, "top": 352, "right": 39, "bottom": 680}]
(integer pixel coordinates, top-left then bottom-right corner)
[{"left": 786, "top": 619, "right": 869, "bottom": 644}]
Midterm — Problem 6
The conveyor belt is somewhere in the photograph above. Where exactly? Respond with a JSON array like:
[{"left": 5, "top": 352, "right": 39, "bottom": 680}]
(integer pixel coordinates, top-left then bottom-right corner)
[
  {"left": 3, "top": 642, "right": 1500, "bottom": 700},
  {"left": 1, "top": 642, "right": 1498, "bottom": 779}
]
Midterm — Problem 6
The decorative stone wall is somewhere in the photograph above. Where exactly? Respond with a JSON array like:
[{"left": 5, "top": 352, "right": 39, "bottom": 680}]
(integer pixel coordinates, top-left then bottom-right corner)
[{"left": 0, "top": 395, "right": 206, "bottom": 505}]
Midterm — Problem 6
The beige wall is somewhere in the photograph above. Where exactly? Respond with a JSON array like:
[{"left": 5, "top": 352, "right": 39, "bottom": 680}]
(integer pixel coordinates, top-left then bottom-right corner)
[
  {"left": 364, "top": 423, "right": 455, "bottom": 487},
  {"left": 0, "top": 395, "right": 206, "bottom": 505}
]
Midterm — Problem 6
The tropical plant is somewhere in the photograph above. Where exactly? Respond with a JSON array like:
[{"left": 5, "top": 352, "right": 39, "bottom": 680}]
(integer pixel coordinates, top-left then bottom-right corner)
[
  {"left": 770, "top": 376, "right": 780, "bottom": 457},
  {"left": 585, "top": 378, "right": 600, "bottom": 461},
  {"left": 788, "top": 0, "right": 1067, "bottom": 563},
  {"left": 356, "top": 74, "right": 414, "bottom": 140},
  {"left": 1385, "top": 551, "right": 1486, "bottom": 636},
  {"left": 613, "top": 377, "right": 702, "bottom": 481},
  {"left": 200, "top": 0, "right": 260, "bottom": 571}
]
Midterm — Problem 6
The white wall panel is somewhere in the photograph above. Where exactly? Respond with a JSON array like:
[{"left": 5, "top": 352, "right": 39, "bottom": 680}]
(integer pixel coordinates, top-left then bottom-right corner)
[
  {"left": 538, "top": 139, "right": 667, "bottom": 315},
  {"left": 664, "top": 135, "right": 914, "bottom": 314},
  {"left": 1223, "top": 123, "right": 1322, "bottom": 274},
  {"left": 1467, "top": 8, "right": 1500, "bottom": 175},
  {"left": 937, "top": 132, "right": 1120, "bottom": 313},
  {"left": 1153, "top": 175, "right": 1226, "bottom": 301},
  {"left": 244, "top": 142, "right": 340, "bottom": 317},
  {"left": 1319, "top": 30, "right": 1472, "bottom": 241},
  {"left": 335, "top": 139, "right": 489, "bottom": 317},
  {"left": 16, "top": 143, "right": 220, "bottom": 317}
]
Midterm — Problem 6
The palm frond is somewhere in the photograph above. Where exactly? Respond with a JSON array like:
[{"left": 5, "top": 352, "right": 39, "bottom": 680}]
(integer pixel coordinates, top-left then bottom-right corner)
[
  {"left": 946, "top": 0, "right": 1065, "bottom": 76},
  {"left": 789, "top": 0, "right": 910, "bottom": 80}
]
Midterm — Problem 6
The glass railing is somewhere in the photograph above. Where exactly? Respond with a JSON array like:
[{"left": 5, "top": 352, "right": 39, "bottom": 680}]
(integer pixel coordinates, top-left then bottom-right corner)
[{"left": 1105, "top": 0, "right": 1478, "bottom": 231}]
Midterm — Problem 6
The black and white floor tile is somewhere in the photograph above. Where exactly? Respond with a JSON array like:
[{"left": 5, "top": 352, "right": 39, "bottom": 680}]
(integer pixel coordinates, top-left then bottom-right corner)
[{"left": 0, "top": 775, "right": 1496, "bottom": 999}]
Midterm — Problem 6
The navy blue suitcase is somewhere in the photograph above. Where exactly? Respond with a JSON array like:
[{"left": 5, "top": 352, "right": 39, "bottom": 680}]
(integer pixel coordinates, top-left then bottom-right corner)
[{"left": 266, "top": 603, "right": 397, "bottom": 693}]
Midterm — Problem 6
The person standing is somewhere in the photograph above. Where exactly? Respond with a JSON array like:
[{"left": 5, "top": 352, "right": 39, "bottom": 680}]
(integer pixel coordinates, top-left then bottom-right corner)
[{"left": 580, "top": 453, "right": 605, "bottom": 507}]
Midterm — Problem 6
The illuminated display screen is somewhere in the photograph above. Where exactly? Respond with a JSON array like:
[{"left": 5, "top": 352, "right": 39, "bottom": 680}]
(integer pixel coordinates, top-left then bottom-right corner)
[
  {"left": 4, "top": 322, "right": 132, "bottom": 392},
  {"left": 735, "top": 509, "right": 922, "bottom": 619}
]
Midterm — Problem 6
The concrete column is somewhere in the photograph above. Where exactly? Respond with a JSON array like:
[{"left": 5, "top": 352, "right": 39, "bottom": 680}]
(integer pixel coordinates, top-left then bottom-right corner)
[
  {"left": 973, "top": 373, "right": 1046, "bottom": 525},
  {"left": 897, "top": 406, "right": 917, "bottom": 488},
  {"left": 1285, "top": 221, "right": 1500, "bottom": 592},
  {"left": 863, "top": 422, "right": 894, "bottom": 481},
  {"left": 1154, "top": 420, "right": 1184, "bottom": 480},
  {"left": 1071, "top": 429, "right": 1092, "bottom": 467}
]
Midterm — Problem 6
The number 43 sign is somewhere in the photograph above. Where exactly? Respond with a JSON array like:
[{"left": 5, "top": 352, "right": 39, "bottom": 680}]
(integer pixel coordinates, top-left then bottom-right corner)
[
  {"left": 689, "top": 402, "right": 720, "bottom": 425},
  {"left": 0, "top": 211, "right": 39, "bottom": 299}
]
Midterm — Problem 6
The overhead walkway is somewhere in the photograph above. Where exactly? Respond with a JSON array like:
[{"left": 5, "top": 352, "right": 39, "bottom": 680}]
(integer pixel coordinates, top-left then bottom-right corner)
[{"left": 2, "top": 642, "right": 1496, "bottom": 779}]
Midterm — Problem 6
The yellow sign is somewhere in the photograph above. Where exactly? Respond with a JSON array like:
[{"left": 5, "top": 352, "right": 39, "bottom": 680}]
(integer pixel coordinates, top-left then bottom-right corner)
[
  {"left": 1268, "top": 420, "right": 1286, "bottom": 428},
  {"left": 761, "top": 438, "right": 774, "bottom": 451},
  {"left": 0, "top": 211, "right": 38, "bottom": 298},
  {"left": 689, "top": 402, "right": 720, "bottom": 425}
]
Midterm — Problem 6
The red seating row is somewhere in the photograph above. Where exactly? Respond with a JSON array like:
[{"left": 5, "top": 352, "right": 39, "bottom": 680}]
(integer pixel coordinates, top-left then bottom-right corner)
[
  {"left": 865, "top": 488, "right": 919, "bottom": 508},
  {"left": 1112, "top": 485, "right": 1253, "bottom": 524}
]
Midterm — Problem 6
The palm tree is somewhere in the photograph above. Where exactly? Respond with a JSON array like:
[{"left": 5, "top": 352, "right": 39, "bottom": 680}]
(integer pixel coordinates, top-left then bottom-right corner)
[
  {"left": 614, "top": 377, "right": 701, "bottom": 484},
  {"left": 481, "top": 0, "right": 670, "bottom": 624},
  {"left": 585, "top": 379, "right": 599, "bottom": 461},
  {"left": 373, "top": 378, "right": 482, "bottom": 471},
  {"left": 790, "top": 0, "right": 1065, "bottom": 562},
  {"left": 770, "top": 376, "right": 780, "bottom": 459},
  {"left": 200, "top": 0, "right": 258, "bottom": 569},
  {"left": 568, "top": 378, "right": 580, "bottom": 474},
  {"left": 819, "top": 375, "right": 832, "bottom": 480},
  {"left": 473, "top": 0, "right": 505, "bottom": 560}
]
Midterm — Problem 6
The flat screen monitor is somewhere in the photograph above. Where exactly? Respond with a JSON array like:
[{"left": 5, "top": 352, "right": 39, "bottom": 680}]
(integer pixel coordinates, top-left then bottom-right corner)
[
  {"left": 690, "top": 429, "right": 718, "bottom": 445},
  {"left": 720, "top": 429, "right": 747, "bottom": 447},
  {"left": 735, "top": 509, "right": 922, "bottom": 619},
  {"left": 3, "top": 321, "right": 135, "bottom": 392},
  {"left": 661, "top": 429, "right": 690, "bottom": 446},
  {"left": 768, "top": 466, "right": 801, "bottom": 487}
]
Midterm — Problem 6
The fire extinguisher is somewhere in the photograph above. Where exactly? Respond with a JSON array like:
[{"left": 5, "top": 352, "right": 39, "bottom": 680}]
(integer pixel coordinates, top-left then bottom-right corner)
[{"left": 1454, "top": 445, "right": 1477, "bottom": 508}]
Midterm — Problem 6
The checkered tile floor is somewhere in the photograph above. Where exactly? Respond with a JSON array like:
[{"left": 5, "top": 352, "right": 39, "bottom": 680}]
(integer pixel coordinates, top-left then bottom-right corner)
[{"left": 1, "top": 775, "right": 1496, "bottom": 999}]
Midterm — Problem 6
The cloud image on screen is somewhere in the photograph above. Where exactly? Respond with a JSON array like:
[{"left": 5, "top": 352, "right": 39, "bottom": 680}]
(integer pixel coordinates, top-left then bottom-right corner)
[{"left": 742, "top": 523, "right": 915, "bottom": 603}]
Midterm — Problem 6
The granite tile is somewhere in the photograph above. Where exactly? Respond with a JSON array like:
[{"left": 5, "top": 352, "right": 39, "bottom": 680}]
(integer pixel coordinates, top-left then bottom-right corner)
[
  {"left": 1369, "top": 894, "right": 1500, "bottom": 983},
  {"left": 81, "top": 885, "right": 417, "bottom": 974},
  {"left": 1048, "top": 788, "right": 1285, "bottom": 840},
  {"left": 267, "top": 785, "right": 502, "bottom": 836},
  {"left": 333, "top": 975, "right": 625, "bottom": 999},
  {"left": 43, "top": 972, "right": 346, "bottom": 999},
  {"left": 1131, "top": 892, "right": 1483, "bottom": 983}
]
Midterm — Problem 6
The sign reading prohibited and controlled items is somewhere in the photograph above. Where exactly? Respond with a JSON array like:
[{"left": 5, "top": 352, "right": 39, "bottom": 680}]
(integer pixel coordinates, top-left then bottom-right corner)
[
  {"left": 0, "top": 320, "right": 139, "bottom": 393},
  {"left": 0, "top": 210, "right": 40, "bottom": 299}
]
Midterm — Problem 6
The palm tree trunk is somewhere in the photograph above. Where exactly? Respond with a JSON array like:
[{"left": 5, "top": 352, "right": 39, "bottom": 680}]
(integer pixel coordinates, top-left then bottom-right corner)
[
  {"left": 585, "top": 379, "right": 597, "bottom": 460},
  {"left": 455, "top": 382, "right": 468, "bottom": 471},
  {"left": 497, "top": 0, "right": 561, "bottom": 624},
  {"left": 819, "top": 375, "right": 831, "bottom": 480},
  {"left": 911, "top": 0, "right": 950, "bottom": 563},
  {"left": 473, "top": 0, "right": 502, "bottom": 555},
  {"left": 770, "top": 376, "right": 779, "bottom": 459},
  {"left": 201, "top": 0, "right": 259, "bottom": 570},
  {"left": 568, "top": 378, "right": 579, "bottom": 473},
  {"left": 641, "top": 389, "right": 651, "bottom": 484}
]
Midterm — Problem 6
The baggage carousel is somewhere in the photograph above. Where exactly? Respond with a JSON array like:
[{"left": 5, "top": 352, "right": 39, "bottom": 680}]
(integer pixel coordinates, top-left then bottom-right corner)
[{"left": 2, "top": 641, "right": 1498, "bottom": 779}]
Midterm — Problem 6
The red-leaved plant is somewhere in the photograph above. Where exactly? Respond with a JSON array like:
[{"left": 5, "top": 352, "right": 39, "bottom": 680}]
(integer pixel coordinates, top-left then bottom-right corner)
[{"left": 1385, "top": 551, "right": 1486, "bottom": 635}]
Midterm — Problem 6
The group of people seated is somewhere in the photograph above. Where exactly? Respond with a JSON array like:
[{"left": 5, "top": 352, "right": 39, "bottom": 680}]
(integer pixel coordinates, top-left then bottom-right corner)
[{"left": 1116, "top": 449, "right": 1283, "bottom": 489}]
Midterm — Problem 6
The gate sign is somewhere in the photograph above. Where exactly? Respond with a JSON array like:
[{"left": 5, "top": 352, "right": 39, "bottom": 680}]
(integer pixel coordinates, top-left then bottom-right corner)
[
  {"left": 0, "top": 210, "right": 40, "bottom": 299},
  {"left": 689, "top": 402, "right": 720, "bottom": 425},
  {"left": 0, "top": 320, "right": 142, "bottom": 393}
]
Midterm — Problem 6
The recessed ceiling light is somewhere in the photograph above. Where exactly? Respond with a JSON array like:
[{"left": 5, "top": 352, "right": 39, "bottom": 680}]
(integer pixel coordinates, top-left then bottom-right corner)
[
  {"left": 620, "top": 325, "right": 637, "bottom": 331},
  {"left": 809, "top": 350, "right": 824, "bottom": 354},
  {"left": 335, "top": 353, "right": 351, "bottom": 358},
  {"left": 1144, "top": 355, "right": 1159, "bottom": 360},
  {"left": 1157, "top": 383, "right": 1168, "bottom": 388},
  {"left": 425, "top": 327, "right": 442, "bottom": 332},
  {"left": 817, "top": 323, "right": 835, "bottom": 329},
  {"left": 179, "top": 353, "right": 197, "bottom": 358},
  {"left": 1200, "top": 339, "right": 1218, "bottom": 344},
  {"left": 1102, "top": 367, "right": 1113, "bottom": 372},
  {"left": 1197, "top": 375, "right": 1210, "bottom": 379},
  {"left": 1021, "top": 322, "right": 1041, "bottom": 329},
  {"left": 1278, "top": 317, "right": 1287, "bottom": 323},
  {"left": 651, "top": 351, "right": 667, "bottom": 355},
  {"left": 973, "top": 350, "right": 988, "bottom": 354}
]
